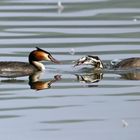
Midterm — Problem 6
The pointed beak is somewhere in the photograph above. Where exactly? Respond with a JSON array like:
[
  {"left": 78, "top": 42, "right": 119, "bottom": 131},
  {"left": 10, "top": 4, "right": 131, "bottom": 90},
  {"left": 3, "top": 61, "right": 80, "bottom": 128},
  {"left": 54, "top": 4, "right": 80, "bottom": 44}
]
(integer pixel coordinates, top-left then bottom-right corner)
[
  {"left": 49, "top": 55, "right": 61, "bottom": 64},
  {"left": 73, "top": 60, "right": 82, "bottom": 67}
]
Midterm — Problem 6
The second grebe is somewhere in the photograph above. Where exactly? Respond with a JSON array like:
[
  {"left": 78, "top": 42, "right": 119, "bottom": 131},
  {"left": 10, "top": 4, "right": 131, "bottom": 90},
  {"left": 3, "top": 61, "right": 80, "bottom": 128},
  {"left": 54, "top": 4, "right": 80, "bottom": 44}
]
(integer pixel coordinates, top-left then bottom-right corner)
[
  {"left": 74, "top": 56, "right": 140, "bottom": 69},
  {"left": 113, "top": 57, "right": 140, "bottom": 69},
  {"left": 74, "top": 55, "right": 104, "bottom": 70},
  {"left": 0, "top": 47, "right": 60, "bottom": 77}
]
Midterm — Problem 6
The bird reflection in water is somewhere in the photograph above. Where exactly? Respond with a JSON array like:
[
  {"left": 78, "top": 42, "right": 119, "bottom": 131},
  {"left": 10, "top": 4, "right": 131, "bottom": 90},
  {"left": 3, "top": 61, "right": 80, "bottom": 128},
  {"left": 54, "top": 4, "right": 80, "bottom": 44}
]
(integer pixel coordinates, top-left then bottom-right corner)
[
  {"left": 29, "top": 72, "right": 61, "bottom": 90},
  {"left": 75, "top": 69, "right": 140, "bottom": 85},
  {"left": 119, "top": 70, "right": 140, "bottom": 80},
  {"left": 76, "top": 72, "right": 103, "bottom": 83},
  {"left": 0, "top": 71, "right": 61, "bottom": 91}
]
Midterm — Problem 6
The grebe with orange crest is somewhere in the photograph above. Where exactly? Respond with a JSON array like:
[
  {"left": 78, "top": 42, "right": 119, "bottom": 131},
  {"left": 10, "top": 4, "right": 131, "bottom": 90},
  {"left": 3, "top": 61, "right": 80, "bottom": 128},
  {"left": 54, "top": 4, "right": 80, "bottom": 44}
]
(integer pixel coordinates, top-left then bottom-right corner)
[{"left": 0, "top": 47, "right": 60, "bottom": 77}]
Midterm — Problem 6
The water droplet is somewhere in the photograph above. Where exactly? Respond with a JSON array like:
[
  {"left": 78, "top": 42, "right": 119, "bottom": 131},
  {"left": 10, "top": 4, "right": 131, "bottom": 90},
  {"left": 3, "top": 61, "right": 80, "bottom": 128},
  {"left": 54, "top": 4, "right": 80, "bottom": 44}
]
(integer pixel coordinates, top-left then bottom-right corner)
[
  {"left": 70, "top": 48, "right": 75, "bottom": 55},
  {"left": 58, "top": 1, "right": 64, "bottom": 10},
  {"left": 122, "top": 120, "right": 128, "bottom": 127},
  {"left": 133, "top": 18, "right": 137, "bottom": 22}
]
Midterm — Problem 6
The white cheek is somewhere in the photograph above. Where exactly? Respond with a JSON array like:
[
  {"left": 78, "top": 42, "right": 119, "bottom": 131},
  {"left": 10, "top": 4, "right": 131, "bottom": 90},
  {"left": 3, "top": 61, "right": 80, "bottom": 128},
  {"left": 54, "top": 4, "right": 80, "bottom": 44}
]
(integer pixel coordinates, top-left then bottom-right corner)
[
  {"left": 44, "top": 54, "right": 49, "bottom": 60},
  {"left": 80, "top": 57, "right": 86, "bottom": 62},
  {"left": 84, "top": 61, "right": 92, "bottom": 65}
]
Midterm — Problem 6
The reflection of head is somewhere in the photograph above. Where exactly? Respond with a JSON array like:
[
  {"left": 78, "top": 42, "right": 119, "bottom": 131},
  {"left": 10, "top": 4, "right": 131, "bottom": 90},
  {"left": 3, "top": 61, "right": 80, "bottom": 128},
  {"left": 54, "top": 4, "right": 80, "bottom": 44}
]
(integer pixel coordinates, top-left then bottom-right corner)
[
  {"left": 29, "top": 72, "right": 61, "bottom": 90},
  {"left": 121, "top": 71, "right": 140, "bottom": 80},
  {"left": 76, "top": 72, "right": 103, "bottom": 83},
  {"left": 29, "top": 81, "right": 52, "bottom": 90}
]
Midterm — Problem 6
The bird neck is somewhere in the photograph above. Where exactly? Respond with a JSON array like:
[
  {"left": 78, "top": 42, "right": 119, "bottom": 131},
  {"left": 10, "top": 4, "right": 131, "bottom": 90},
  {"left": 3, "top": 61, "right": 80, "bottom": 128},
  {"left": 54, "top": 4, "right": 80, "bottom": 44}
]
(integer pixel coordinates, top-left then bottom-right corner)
[{"left": 30, "top": 61, "right": 45, "bottom": 71}]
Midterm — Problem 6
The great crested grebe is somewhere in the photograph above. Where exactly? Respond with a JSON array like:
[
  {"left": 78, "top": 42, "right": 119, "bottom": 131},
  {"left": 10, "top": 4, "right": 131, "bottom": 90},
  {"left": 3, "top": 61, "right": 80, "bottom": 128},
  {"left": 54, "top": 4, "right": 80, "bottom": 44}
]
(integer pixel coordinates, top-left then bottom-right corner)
[
  {"left": 74, "top": 55, "right": 104, "bottom": 70},
  {"left": 74, "top": 55, "right": 140, "bottom": 70},
  {"left": 0, "top": 47, "right": 60, "bottom": 77}
]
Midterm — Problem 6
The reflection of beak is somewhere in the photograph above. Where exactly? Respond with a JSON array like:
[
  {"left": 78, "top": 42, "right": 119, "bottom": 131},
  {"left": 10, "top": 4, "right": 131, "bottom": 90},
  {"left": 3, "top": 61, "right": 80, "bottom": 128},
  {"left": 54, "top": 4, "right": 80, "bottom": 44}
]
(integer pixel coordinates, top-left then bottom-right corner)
[
  {"left": 29, "top": 74, "right": 62, "bottom": 91},
  {"left": 49, "top": 55, "right": 61, "bottom": 64}
]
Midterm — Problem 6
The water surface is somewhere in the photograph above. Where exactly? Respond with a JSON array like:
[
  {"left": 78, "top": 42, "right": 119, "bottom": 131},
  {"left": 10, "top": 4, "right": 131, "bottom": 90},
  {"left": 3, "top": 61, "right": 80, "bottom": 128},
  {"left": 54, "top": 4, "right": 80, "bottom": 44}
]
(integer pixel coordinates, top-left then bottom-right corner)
[{"left": 0, "top": 0, "right": 140, "bottom": 140}]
